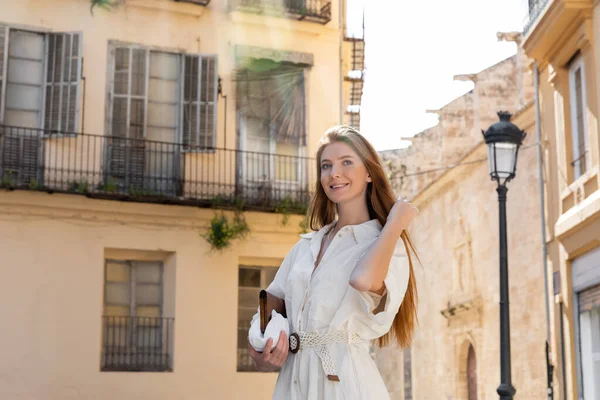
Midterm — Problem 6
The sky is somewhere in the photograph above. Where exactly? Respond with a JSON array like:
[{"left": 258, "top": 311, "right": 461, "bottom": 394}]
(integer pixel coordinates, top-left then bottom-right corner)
[{"left": 353, "top": 0, "right": 529, "bottom": 151}]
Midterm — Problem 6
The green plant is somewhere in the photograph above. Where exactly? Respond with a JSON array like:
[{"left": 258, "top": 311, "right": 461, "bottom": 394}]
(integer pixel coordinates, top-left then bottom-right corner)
[
  {"left": 204, "top": 210, "right": 250, "bottom": 251},
  {"left": 1, "top": 170, "right": 15, "bottom": 188},
  {"left": 101, "top": 177, "right": 118, "bottom": 193},
  {"left": 128, "top": 185, "right": 158, "bottom": 198},
  {"left": 67, "top": 180, "right": 89, "bottom": 194},
  {"left": 28, "top": 178, "right": 43, "bottom": 190},
  {"left": 77, "top": 181, "right": 89, "bottom": 194},
  {"left": 274, "top": 196, "right": 309, "bottom": 227},
  {"left": 298, "top": 214, "right": 309, "bottom": 234},
  {"left": 90, "top": 0, "right": 116, "bottom": 15}
]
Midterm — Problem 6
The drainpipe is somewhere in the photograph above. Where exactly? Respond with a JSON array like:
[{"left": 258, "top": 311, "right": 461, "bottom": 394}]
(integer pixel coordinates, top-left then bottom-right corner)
[{"left": 533, "top": 60, "right": 553, "bottom": 400}]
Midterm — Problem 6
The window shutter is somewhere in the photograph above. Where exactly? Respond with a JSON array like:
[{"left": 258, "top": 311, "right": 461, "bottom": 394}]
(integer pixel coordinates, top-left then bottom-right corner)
[
  {"left": 183, "top": 54, "right": 217, "bottom": 149},
  {"left": 200, "top": 55, "right": 217, "bottom": 148},
  {"left": 107, "top": 46, "right": 148, "bottom": 192},
  {"left": 182, "top": 55, "right": 199, "bottom": 149},
  {"left": 44, "top": 32, "right": 82, "bottom": 133},
  {"left": 0, "top": 25, "right": 8, "bottom": 123}
]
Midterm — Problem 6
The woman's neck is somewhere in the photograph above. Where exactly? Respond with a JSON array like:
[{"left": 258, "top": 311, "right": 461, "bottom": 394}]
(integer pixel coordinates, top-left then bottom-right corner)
[{"left": 335, "top": 197, "right": 371, "bottom": 229}]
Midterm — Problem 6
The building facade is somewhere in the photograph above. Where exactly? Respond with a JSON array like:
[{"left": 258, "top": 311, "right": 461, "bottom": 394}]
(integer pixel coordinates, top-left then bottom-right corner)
[
  {"left": 0, "top": 0, "right": 361, "bottom": 398},
  {"left": 377, "top": 48, "right": 549, "bottom": 399},
  {"left": 523, "top": 1, "right": 600, "bottom": 399}
]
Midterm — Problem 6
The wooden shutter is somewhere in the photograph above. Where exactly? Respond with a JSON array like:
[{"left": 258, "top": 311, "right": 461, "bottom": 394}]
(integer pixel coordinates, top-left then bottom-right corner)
[
  {"left": 200, "top": 55, "right": 217, "bottom": 148},
  {"left": 0, "top": 25, "right": 8, "bottom": 123},
  {"left": 0, "top": 131, "right": 42, "bottom": 186},
  {"left": 44, "top": 32, "right": 82, "bottom": 133},
  {"left": 182, "top": 54, "right": 217, "bottom": 149},
  {"left": 107, "top": 46, "right": 147, "bottom": 192},
  {"left": 0, "top": 29, "right": 43, "bottom": 186}
]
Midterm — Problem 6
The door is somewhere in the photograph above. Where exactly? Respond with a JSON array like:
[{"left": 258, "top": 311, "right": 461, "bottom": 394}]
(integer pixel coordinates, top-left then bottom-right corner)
[{"left": 467, "top": 344, "right": 478, "bottom": 400}]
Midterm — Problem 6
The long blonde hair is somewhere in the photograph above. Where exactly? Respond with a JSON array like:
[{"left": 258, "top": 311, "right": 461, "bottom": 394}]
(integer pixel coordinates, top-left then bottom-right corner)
[{"left": 308, "top": 125, "right": 418, "bottom": 348}]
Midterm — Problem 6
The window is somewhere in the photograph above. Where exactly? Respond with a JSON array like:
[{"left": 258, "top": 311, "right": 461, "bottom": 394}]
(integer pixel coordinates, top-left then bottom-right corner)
[
  {"left": 237, "top": 265, "right": 278, "bottom": 372},
  {"left": 236, "top": 64, "right": 308, "bottom": 203},
  {"left": 0, "top": 25, "right": 82, "bottom": 130},
  {"left": 108, "top": 43, "right": 217, "bottom": 148},
  {"left": 578, "top": 284, "right": 600, "bottom": 399},
  {"left": 0, "top": 25, "right": 81, "bottom": 187},
  {"left": 102, "top": 260, "right": 174, "bottom": 372},
  {"left": 568, "top": 56, "right": 589, "bottom": 180},
  {"left": 105, "top": 43, "right": 217, "bottom": 195}
]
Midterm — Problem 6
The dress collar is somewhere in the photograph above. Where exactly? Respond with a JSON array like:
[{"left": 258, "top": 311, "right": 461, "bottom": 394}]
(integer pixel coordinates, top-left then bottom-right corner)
[{"left": 299, "top": 218, "right": 382, "bottom": 244}]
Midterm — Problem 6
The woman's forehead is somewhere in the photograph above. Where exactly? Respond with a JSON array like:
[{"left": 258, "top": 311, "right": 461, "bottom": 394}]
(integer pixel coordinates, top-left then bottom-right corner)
[{"left": 320, "top": 141, "right": 358, "bottom": 160}]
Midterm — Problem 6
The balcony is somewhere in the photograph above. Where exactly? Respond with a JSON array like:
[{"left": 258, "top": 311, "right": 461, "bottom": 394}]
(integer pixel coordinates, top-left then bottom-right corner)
[
  {"left": 230, "top": 0, "right": 332, "bottom": 24},
  {"left": 522, "top": 0, "right": 594, "bottom": 60},
  {"left": 0, "top": 125, "right": 314, "bottom": 214},
  {"left": 524, "top": 0, "right": 551, "bottom": 34},
  {"left": 101, "top": 316, "right": 175, "bottom": 372}
]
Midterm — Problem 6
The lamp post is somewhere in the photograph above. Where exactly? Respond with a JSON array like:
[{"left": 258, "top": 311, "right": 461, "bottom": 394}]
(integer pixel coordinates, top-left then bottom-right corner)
[{"left": 482, "top": 111, "right": 527, "bottom": 400}]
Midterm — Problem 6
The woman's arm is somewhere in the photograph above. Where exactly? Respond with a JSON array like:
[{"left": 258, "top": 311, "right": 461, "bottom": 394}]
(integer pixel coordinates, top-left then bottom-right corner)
[{"left": 349, "top": 198, "right": 418, "bottom": 294}]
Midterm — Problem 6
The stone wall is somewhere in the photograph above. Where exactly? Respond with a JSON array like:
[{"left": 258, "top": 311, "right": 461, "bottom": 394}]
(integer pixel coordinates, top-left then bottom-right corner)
[
  {"left": 374, "top": 49, "right": 547, "bottom": 400},
  {"left": 380, "top": 51, "right": 533, "bottom": 201}
]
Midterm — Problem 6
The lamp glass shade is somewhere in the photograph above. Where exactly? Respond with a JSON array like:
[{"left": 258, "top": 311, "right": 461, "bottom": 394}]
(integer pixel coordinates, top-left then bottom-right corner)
[{"left": 487, "top": 142, "right": 518, "bottom": 180}]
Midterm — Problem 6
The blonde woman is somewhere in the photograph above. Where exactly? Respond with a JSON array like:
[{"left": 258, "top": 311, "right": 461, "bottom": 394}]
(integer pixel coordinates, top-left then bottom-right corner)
[{"left": 249, "top": 125, "right": 419, "bottom": 399}]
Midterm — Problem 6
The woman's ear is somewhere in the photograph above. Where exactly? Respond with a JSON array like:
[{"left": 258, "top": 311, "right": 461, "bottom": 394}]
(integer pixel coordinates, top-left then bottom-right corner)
[{"left": 367, "top": 175, "right": 372, "bottom": 183}]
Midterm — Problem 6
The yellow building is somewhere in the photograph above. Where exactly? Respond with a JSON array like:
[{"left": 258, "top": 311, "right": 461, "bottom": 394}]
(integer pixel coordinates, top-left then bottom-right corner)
[
  {"left": 0, "top": 0, "right": 363, "bottom": 398},
  {"left": 523, "top": 1, "right": 600, "bottom": 399}
]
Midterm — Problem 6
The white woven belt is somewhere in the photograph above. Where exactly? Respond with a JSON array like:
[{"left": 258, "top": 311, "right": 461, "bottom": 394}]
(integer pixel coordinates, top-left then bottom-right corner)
[{"left": 288, "top": 331, "right": 362, "bottom": 382}]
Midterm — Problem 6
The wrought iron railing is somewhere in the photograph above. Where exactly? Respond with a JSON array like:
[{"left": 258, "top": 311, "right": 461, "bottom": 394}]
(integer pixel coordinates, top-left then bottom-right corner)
[
  {"left": 0, "top": 125, "right": 314, "bottom": 213},
  {"left": 524, "top": 0, "right": 551, "bottom": 33},
  {"left": 101, "top": 316, "right": 175, "bottom": 372},
  {"left": 230, "top": 0, "right": 332, "bottom": 24}
]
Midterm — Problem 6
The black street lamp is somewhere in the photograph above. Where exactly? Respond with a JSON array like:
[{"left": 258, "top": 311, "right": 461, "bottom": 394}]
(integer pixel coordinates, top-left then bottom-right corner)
[{"left": 482, "top": 111, "right": 527, "bottom": 400}]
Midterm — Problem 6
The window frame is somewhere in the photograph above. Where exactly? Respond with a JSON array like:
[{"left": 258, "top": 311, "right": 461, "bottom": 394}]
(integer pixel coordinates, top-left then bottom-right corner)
[
  {"left": 103, "top": 259, "right": 164, "bottom": 318},
  {"left": 0, "top": 23, "right": 82, "bottom": 134},
  {"left": 106, "top": 41, "right": 218, "bottom": 150},
  {"left": 568, "top": 55, "right": 590, "bottom": 181}
]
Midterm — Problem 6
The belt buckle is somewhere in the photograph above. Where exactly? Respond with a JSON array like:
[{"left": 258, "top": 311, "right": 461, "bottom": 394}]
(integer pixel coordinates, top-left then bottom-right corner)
[{"left": 289, "top": 332, "right": 300, "bottom": 354}]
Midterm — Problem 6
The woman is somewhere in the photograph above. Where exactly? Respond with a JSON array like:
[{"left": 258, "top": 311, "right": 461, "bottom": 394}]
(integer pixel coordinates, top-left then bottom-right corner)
[{"left": 249, "top": 125, "right": 419, "bottom": 399}]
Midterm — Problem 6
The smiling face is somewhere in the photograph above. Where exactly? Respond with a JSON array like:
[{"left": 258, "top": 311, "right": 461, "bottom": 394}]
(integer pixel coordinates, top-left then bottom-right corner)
[{"left": 319, "top": 141, "right": 372, "bottom": 205}]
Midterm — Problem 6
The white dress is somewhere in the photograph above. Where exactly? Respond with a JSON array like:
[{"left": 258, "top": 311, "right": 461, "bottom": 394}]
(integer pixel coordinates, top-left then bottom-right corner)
[{"left": 266, "top": 219, "right": 410, "bottom": 400}]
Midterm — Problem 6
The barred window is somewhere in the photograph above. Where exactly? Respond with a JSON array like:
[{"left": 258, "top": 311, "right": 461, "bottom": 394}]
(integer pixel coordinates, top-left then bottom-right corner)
[
  {"left": 237, "top": 265, "right": 278, "bottom": 372},
  {"left": 102, "top": 260, "right": 174, "bottom": 372}
]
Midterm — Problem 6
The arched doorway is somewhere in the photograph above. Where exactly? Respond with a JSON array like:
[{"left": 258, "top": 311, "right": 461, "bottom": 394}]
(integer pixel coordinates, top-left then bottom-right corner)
[{"left": 467, "top": 344, "right": 478, "bottom": 400}]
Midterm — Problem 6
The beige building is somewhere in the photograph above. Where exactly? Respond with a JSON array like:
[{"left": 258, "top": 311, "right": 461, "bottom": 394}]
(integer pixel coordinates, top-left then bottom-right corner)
[
  {"left": 0, "top": 0, "right": 364, "bottom": 398},
  {"left": 522, "top": 1, "right": 600, "bottom": 399},
  {"left": 377, "top": 48, "right": 550, "bottom": 399}
]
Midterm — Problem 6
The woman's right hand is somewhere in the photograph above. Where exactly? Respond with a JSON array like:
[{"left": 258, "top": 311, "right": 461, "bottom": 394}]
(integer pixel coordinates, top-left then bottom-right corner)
[{"left": 248, "top": 330, "right": 289, "bottom": 372}]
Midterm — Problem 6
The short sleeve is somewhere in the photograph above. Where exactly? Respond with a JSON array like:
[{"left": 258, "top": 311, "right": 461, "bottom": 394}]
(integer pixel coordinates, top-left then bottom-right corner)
[
  {"left": 354, "top": 240, "right": 410, "bottom": 334},
  {"left": 265, "top": 242, "right": 298, "bottom": 299}
]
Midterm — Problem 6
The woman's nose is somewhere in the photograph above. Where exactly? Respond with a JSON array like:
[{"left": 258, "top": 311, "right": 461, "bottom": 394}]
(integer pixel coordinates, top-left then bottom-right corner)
[{"left": 330, "top": 166, "right": 341, "bottom": 178}]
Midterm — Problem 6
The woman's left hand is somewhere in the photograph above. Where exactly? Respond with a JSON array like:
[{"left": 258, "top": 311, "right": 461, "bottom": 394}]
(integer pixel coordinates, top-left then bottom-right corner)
[{"left": 386, "top": 196, "right": 419, "bottom": 233}]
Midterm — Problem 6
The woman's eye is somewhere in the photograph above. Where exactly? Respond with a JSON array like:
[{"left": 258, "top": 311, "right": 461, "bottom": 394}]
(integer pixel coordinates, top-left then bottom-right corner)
[
  {"left": 321, "top": 164, "right": 331, "bottom": 170},
  {"left": 343, "top": 160, "right": 352, "bottom": 165}
]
